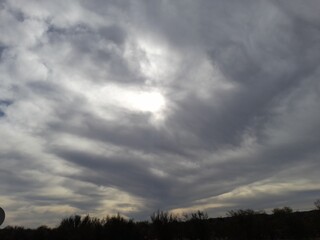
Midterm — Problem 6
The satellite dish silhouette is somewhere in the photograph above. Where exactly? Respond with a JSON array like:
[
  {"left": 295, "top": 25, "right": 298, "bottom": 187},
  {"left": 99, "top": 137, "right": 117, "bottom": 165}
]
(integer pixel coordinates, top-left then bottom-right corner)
[{"left": 0, "top": 207, "right": 5, "bottom": 226}]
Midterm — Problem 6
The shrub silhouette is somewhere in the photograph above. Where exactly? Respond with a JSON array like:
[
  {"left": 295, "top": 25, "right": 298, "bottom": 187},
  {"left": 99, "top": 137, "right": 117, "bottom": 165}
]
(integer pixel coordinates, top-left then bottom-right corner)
[
  {"left": 150, "top": 210, "right": 179, "bottom": 240},
  {"left": 225, "top": 209, "right": 268, "bottom": 240},
  {"left": 102, "top": 214, "right": 141, "bottom": 240},
  {"left": 183, "top": 211, "right": 212, "bottom": 240},
  {"left": 314, "top": 199, "right": 320, "bottom": 210},
  {"left": 1, "top": 202, "right": 320, "bottom": 240}
]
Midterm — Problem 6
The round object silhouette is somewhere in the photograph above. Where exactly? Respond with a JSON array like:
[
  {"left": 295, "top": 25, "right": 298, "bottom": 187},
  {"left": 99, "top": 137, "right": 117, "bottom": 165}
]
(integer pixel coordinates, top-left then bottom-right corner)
[{"left": 0, "top": 207, "right": 5, "bottom": 226}]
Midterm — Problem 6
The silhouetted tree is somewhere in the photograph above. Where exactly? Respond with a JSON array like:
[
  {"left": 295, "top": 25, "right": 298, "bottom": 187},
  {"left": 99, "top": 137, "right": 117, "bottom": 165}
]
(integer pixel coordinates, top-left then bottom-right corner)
[
  {"left": 183, "top": 211, "right": 212, "bottom": 240},
  {"left": 102, "top": 213, "right": 141, "bottom": 240},
  {"left": 150, "top": 210, "right": 179, "bottom": 240},
  {"left": 59, "top": 215, "right": 82, "bottom": 230},
  {"left": 226, "top": 209, "right": 267, "bottom": 240},
  {"left": 272, "top": 206, "right": 293, "bottom": 215},
  {"left": 314, "top": 199, "right": 320, "bottom": 210},
  {"left": 271, "top": 206, "right": 310, "bottom": 239},
  {"left": 57, "top": 215, "right": 102, "bottom": 240},
  {"left": 34, "top": 225, "right": 51, "bottom": 240},
  {"left": 1, "top": 205, "right": 320, "bottom": 240}
]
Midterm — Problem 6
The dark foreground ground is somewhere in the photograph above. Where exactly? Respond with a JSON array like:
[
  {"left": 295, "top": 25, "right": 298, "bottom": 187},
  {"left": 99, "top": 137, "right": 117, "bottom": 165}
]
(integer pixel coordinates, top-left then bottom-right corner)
[{"left": 1, "top": 207, "right": 320, "bottom": 240}]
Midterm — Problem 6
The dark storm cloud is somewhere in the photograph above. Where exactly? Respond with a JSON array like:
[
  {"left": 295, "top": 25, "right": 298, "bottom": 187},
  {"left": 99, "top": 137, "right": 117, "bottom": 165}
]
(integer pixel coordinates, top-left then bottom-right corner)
[{"left": 1, "top": 0, "right": 320, "bottom": 227}]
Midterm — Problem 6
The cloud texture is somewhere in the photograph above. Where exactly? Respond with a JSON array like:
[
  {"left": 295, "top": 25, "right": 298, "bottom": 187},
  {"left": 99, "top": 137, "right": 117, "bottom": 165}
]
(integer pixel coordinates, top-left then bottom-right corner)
[{"left": 1, "top": 0, "right": 320, "bottom": 227}]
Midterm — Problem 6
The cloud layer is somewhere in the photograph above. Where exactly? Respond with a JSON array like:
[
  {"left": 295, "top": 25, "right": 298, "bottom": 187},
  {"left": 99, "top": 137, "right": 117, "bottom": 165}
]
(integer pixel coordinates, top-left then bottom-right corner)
[{"left": 1, "top": 0, "right": 320, "bottom": 227}]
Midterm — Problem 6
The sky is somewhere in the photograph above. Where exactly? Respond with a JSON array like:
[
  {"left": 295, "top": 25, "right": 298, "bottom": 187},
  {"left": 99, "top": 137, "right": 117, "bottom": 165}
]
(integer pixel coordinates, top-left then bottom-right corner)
[{"left": 1, "top": 0, "right": 320, "bottom": 228}]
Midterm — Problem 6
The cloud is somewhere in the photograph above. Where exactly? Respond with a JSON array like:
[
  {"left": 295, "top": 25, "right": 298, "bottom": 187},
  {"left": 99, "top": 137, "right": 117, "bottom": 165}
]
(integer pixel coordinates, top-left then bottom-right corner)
[{"left": 0, "top": 0, "right": 320, "bottom": 227}]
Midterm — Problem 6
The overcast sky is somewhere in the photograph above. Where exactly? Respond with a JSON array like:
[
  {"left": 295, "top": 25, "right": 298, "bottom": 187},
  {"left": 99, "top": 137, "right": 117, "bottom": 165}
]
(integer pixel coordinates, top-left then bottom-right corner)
[{"left": 1, "top": 0, "right": 320, "bottom": 228}]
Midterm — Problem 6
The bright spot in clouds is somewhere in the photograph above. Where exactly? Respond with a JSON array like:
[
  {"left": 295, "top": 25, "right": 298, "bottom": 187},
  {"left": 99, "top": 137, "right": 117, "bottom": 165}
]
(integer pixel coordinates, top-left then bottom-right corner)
[
  {"left": 86, "top": 84, "right": 166, "bottom": 117},
  {"left": 125, "top": 90, "right": 166, "bottom": 113}
]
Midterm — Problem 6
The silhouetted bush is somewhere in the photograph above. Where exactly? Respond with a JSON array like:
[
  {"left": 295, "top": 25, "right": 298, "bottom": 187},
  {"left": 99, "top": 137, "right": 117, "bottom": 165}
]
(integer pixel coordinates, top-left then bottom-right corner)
[
  {"left": 183, "top": 211, "right": 212, "bottom": 240},
  {"left": 102, "top": 214, "right": 141, "bottom": 240},
  {"left": 1, "top": 204, "right": 320, "bottom": 240},
  {"left": 150, "top": 210, "right": 180, "bottom": 240},
  {"left": 314, "top": 200, "right": 320, "bottom": 210}
]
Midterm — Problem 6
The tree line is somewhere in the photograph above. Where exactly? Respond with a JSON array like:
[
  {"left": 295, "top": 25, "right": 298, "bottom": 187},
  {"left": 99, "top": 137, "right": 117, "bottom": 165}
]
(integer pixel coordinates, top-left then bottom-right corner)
[{"left": 1, "top": 201, "right": 320, "bottom": 240}]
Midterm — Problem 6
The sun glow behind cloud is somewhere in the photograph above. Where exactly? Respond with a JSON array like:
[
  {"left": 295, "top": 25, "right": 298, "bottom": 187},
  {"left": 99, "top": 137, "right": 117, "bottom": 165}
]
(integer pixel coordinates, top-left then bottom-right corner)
[
  {"left": 125, "top": 90, "right": 165, "bottom": 112},
  {"left": 59, "top": 35, "right": 170, "bottom": 121},
  {"left": 84, "top": 84, "right": 167, "bottom": 120}
]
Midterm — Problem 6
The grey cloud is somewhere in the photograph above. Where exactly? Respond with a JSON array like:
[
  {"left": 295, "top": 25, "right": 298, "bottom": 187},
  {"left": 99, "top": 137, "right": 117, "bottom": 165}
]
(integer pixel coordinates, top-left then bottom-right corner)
[
  {"left": 99, "top": 25, "right": 127, "bottom": 45},
  {"left": 5, "top": 3, "right": 25, "bottom": 22},
  {"left": 0, "top": 99, "right": 12, "bottom": 117},
  {"left": 1, "top": 0, "right": 320, "bottom": 227},
  {"left": 54, "top": 149, "right": 173, "bottom": 200},
  {"left": 47, "top": 106, "right": 193, "bottom": 156},
  {"left": 50, "top": 147, "right": 189, "bottom": 217},
  {"left": 46, "top": 23, "right": 127, "bottom": 46},
  {"left": 0, "top": 44, "right": 7, "bottom": 59},
  {"left": 163, "top": 0, "right": 320, "bottom": 149},
  {"left": 275, "top": 0, "right": 320, "bottom": 25},
  {"left": 43, "top": 22, "right": 144, "bottom": 84},
  {"left": 0, "top": 169, "right": 37, "bottom": 194}
]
